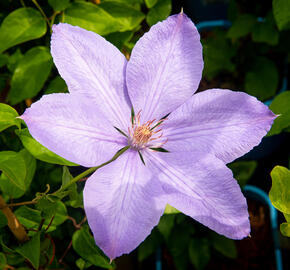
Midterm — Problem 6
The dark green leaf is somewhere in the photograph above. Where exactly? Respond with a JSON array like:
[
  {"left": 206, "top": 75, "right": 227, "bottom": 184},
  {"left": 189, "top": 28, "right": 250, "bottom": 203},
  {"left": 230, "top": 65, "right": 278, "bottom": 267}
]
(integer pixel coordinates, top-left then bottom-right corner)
[
  {"left": 0, "top": 103, "right": 21, "bottom": 132},
  {"left": 146, "top": 0, "right": 171, "bottom": 26},
  {"left": 48, "top": 0, "right": 70, "bottom": 11},
  {"left": 245, "top": 57, "right": 279, "bottom": 100},
  {"left": 268, "top": 91, "right": 290, "bottom": 136},
  {"left": 203, "top": 30, "right": 236, "bottom": 79},
  {"left": 72, "top": 226, "right": 112, "bottom": 268},
  {"left": 44, "top": 76, "right": 68, "bottom": 94},
  {"left": 273, "top": 0, "right": 290, "bottom": 30},
  {"left": 157, "top": 214, "right": 175, "bottom": 241},
  {"left": 252, "top": 15, "right": 279, "bottom": 45},
  {"left": 0, "top": 252, "right": 6, "bottom": 269},
  {"left": 8, "top": 46, "right": 53, "bottom": 105},
  {"left": 188, "top": 238, "right": 210, "bottom": 270},
  {"left": 0, "top": 8, "right": 47, "bottom": 53},
  {"left": 227, "top": 14, "right": 256, "bottom": 39},
  {"left": 7, "top": 49, "right": 23, "bottom": 73},
  {"left": 210, "top": 232, "right": 237, "bottom": 259},
  {"left": 0, "top": 151, "right": 26, "bottom": 191},
  {"left": 280, "top": 222, "right": 290, "bottom": 237},
  {"left": 138, "top": 229, "right": 162, "bottom": 261},
  {"left": 15, "top": 232, "right": 40, "bottom": 269},
  {"left": 228, "top": 160, "right": 257, "bottom": 187},
  {"left": 104, "top": 31, "right": 133, "bottom": 50},
  {"left": 269, "top": 166, "right": 290, "bottom": 214},
  {"left": 0, "top": 54, "right": 8, "bottom": 68},
  {"left": 36, "top": 195, "right": 60, "bottom": 218},
  {"left": 65, "top": 1, "right": 144, "bottom": 36},
  {"left": 0, "top": 211, "right": 7, "bottom": 228},
  {"left": 16, "top": 128, "right": 77, "bottom": 166}
]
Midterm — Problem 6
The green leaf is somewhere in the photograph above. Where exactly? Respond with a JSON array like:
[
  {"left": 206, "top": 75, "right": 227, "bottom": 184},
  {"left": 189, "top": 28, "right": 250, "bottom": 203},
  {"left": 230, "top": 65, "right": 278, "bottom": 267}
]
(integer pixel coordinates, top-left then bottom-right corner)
[
  {"left": 268, "top": 91, "right": 290, "bottom": 136},
  {"left": 16, "top": 128, "right": 77, "bottom": 166},
  {"left": 245, "top": 57, "right": 279, "bottom": 100},
  {"left": 8, "top": 46, "right": 53, "bottom": 105},
  {"left": 0, "top": 103, "right": 21, "bottom": 132},
  {"left": 269, "top": 166, "right": 290, "bottom": 214},
  {"left": 252, "top": 14, "right": 279, "bottom": 45},
  {"left": 0, "top": 54, "right": 8, "bottom": 68},
  {"left": 7, "top": 49, "right": 23, "bottom": 73},
  {"left": 284, "top": 213, "right": 290, "bottom": 223},
  {"left": 48, "top": 0, "right": 70, "bottom": 11},
  {"left": 203, "top": 30, "right": 236, "bottom": 79},
  {"left": 76, "top": 258, "right": 92, "bottom": 270},
  {"left": 227, "top": 14, "right": 256, "bottom": 39},
  {"left": 0, "top": 252, "right": 6, "bottom": 269},
  {"left": 273, "top": 0, "right": 290, "bottom": 31},
  {"left": 15, "top": 202, "right": 67, "bottom": 232},
  {"left": 0, "top": 8, "right": 47, "bottom": 53},
  {"left": 210, "top": 232, "right": 237, "bottom": 259},
  {"left": 0, "top": 211, "right": 7, "bottom": 228},
  {"left": 64, "top": 1, "right": 144, "bottom": 36},
  {"left": 44, "top": 76, "right": 68, "bottom": 94},
  {"left": 104, "top": 31, "right": 134, "bottom": 50},
  {"left": 0, "top": 149, "right": 36, "bottom": 198},
  {"left": 157, "top": 214, "right": 175, "bottom": 241},
  {"left": 146, "top": 0, "right": 171, "bottom": 26},
  {"left": 138, "top": 229, "right": 161, "bottom": 261},
  {"left": 164, "top": 203, "right": 180, "bottom": 214},
  {"left": 188, "top": 238, "right": 210, "bottom": 270},
  {"left": 228, "top": 160, "right": 257, "bottom": 187},
  {"left": 15, "top": 232, "right": 40, "bottom": 269},
  {"left": 0, "top": 151, "right": 26, "bottom": 191},
  {"left": 145, "top": 0, "right": 158, "bottom": 8},
  {"left": 280, "top": 222, "right": 290, "bottom": 237},
  {"left": 72, "top": 226, "right": 112, "bottom": 268}
]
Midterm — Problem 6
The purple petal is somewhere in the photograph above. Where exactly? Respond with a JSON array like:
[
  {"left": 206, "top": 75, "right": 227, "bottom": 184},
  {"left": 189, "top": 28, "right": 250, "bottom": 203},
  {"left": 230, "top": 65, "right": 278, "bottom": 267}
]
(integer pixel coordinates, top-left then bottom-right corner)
[
  {"left": 163, "top": 89, "right": 276, "bottom": 163},
  {"left": 83, "top": 150, "right": 165, "bottom": 259},
  {"left": 144, "top": 150, "right": 250, "bottom": 239},
  {"left": 21, "top": 94, "right": 126, "bottom": 167},
  {"left": 51, "top": 23, "right": 131, "bottom": 129},
  {"left": 126, "top": 13, "right": 203, "bottom": 122}
]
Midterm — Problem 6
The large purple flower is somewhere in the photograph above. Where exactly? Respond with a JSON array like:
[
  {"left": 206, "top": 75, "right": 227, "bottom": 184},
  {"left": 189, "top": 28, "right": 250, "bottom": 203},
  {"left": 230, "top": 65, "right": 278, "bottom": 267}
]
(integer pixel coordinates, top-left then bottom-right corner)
[{"left": 21, "top": 13, "right": 275, "bottom": 259}]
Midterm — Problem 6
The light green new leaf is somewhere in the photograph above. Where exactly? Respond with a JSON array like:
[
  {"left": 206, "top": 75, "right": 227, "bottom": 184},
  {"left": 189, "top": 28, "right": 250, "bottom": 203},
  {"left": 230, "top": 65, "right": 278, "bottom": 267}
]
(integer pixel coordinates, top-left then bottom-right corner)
[
  {"left": 0, "top": 151, "right": 26, "bottom": 191},
  {"left": 280, "top": 222, "right": 290, "bottom": 237},
  {"left": 227, "top": 14, "right": 256, "bottom": 39},
  {"left": 0, "top": 103, "right": 21, "bottom": 132},
  {"left": 269, "top": 166, "right": 290, "bottom": 214},
  {"left": 273, "top": 0, "right": 290, "bottom": 30},
  {"left": 0, "top": 149, "right": 36, "bottom": 198},
  {"left": 64, "top": 1, "right": 144, "bottom": 36},
  {"left": 146, "top": 0, "right": 171, "bottom": 26},
  {"left": 245, "top": 57, "right": 279, "bottom": 100},
  {"left": 268, "top": 91, "right": 290, "bottom": 136},
  {"left": 8, "top": 46, "right": 53, "bottom": 105},
  {"left": 72, "top": 226, "right": 112, "bottom": 269},
  {"left": 15, "top": 232, "right": 40, "bottom": 269},
  {"left": 48, "top": 0, "right": 70, "bottom": 11},
  {"left": 16, "top": 128, "right": 77, "bottom": 166},
  {"left": 164, "top": 203, "right": 180, "bottom": 214},
  {"left": 0, "top": 8, "right": 47, "bottom": 53},
  {"left": 189, "top": 238, "right": 211, "bottom": 270}
]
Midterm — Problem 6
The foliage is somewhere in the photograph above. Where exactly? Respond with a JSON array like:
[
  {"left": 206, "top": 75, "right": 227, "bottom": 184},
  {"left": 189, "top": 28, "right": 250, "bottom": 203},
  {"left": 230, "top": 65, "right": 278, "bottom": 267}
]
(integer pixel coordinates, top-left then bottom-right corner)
[{"left": 0, "top": 0, "right": 288, "bottom": 269}]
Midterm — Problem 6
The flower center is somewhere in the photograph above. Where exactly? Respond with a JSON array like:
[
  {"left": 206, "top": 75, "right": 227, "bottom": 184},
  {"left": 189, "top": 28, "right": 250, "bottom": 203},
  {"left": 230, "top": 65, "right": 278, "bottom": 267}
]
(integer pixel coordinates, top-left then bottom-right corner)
[{"left": 128, "top": 111, "right": 167, "bottom": 150}]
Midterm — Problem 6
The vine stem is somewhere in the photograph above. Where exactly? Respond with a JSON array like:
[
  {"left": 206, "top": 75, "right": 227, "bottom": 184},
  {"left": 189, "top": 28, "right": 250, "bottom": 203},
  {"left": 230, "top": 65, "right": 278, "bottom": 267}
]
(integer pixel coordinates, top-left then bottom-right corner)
[
  {"left": 31, "top": 0, "right": 50, "bottom": 28},
  {"left": 0, "top": 200, "right": 36, "bottom": 208},
  {"left": 0, "top": 195, "right": 28, "bottom": 242},
  {"left": 54, "top": 146, "right": 130, "bottom": 194}
]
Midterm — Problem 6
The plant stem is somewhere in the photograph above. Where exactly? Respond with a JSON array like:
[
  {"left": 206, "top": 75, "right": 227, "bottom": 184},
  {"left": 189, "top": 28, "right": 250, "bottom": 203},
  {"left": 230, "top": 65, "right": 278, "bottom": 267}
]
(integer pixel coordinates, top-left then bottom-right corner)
[
  {"left": 0, "top": 195, "right": 29, "bottom": 242},
  {"left": 0, "top": 200, "right": 36, "bottom": 208},
  {"left": 31, "top": 0, "right": 50, "bottom": 27},
  {"left": 56, "top": 146, "right": 130, "bottom": 193}
]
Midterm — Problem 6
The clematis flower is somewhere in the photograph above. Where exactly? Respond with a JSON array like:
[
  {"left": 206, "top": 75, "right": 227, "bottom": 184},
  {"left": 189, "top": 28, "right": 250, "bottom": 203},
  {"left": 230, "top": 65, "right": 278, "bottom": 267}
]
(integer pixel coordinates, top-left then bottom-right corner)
[{"left": 21, "top": 13, "right": 275, "bottom": 259}]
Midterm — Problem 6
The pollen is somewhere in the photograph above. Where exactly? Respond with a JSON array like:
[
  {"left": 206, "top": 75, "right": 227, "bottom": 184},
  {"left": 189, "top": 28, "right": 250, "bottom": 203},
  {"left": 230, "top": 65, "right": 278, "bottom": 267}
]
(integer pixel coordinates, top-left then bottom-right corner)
[{"left": 128, "top": 111, "right": 167, "bottom": 150}]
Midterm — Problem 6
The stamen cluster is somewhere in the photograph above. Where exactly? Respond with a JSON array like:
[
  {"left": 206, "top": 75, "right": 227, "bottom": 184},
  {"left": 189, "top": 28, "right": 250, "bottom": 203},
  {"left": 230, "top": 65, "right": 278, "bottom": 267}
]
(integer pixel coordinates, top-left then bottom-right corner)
[{"left": 128, "top": 111, "right": 167, "bottom": 150}]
